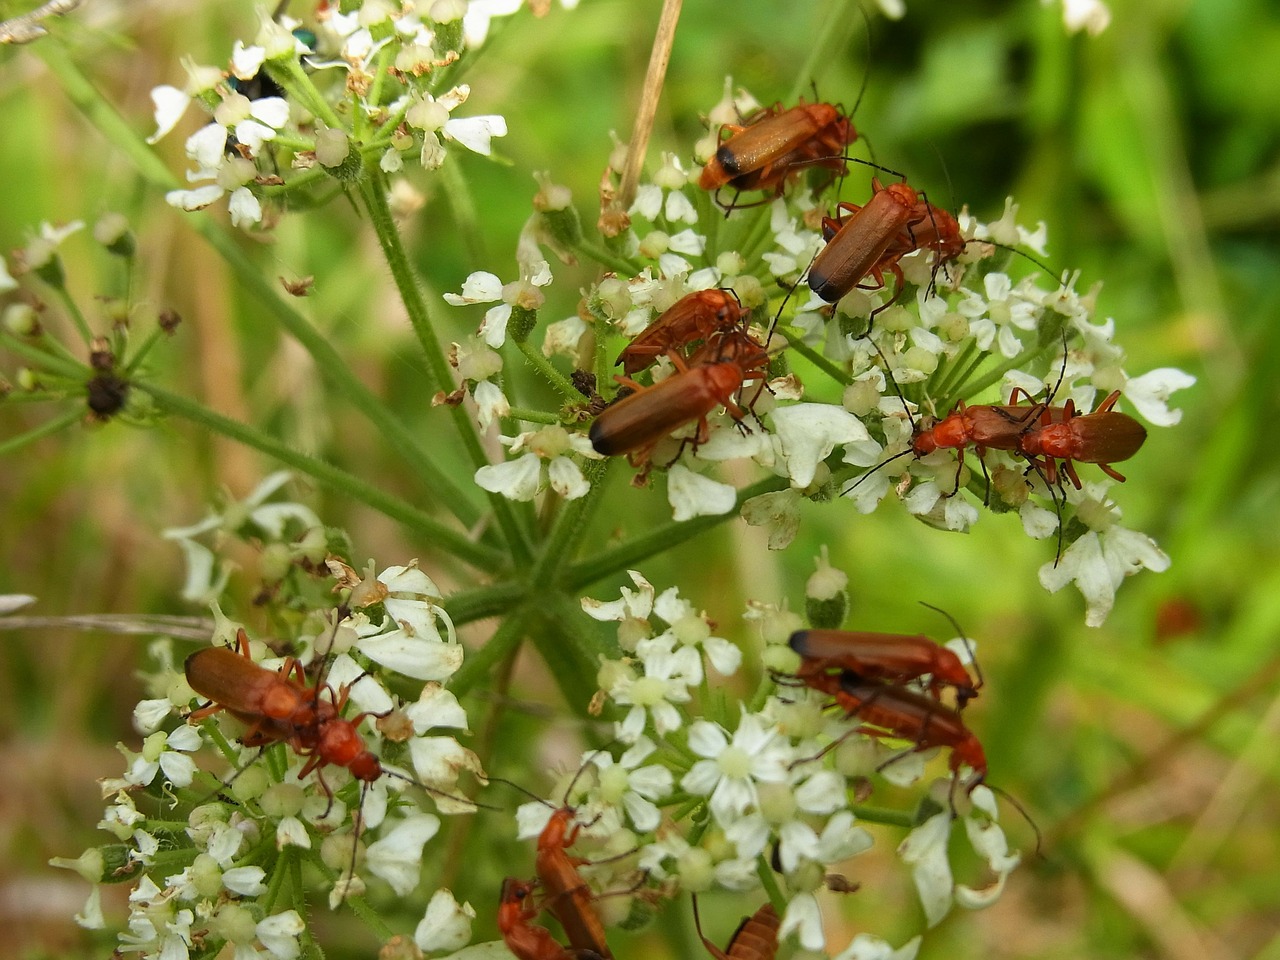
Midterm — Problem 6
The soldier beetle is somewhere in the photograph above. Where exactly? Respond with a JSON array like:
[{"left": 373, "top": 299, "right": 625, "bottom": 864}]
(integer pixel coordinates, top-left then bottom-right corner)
[
  {"left": 589, "top": 329, "right": 770, "bottom": 465},
  {"left": 185, "top": 624, "right": 486, "bottom": 901},
  {"left": 808, "top": 177, "right": 964, "bottom": 307},
  {"left": 499, "top": 877, "right": 603, "bottom": 960},
  {"left": 789, "top": 606, "right": 981, "bottom": 709},
  {"left": 185, "top": 628, "right": 330, "bottom": 743},
  {"left": 699, "top": 100, "right": 856, "bottom": 205},
  {"left": 615, "top": 289, "right": 749, "bottom": 377},
  {"left": 693, "top": 897, "right": 780, "bottom": 960},
  {"left": 1013, "top": 389, "right": 1147, "bottom": 488},
  {"left": 535, "top": 805, "right": 615, "bottom": 960},
  {"left": 488, "top": 752, "right": 631, "bottom": 960},
  {"left": 184, "top": 628, "right": 385, "bottom": 790}
]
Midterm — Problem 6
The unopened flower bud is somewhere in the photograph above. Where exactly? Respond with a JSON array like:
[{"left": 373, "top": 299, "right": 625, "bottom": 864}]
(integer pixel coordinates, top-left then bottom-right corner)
[{"left": 805, "top": 546, "right": 848, "bottom": 629}]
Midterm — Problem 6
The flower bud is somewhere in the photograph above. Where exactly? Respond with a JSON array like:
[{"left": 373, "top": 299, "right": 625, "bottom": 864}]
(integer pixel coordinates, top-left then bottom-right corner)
[{"left": 805, "top": 547, "right": 848, "bottom": 629}]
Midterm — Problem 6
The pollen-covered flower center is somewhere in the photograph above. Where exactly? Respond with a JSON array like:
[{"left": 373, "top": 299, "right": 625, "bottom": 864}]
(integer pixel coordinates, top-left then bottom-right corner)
[
  {"left": 717, "top": 745, "right": 752, "bottom": 779},
  {"left": 672, "top": 613, "right": 709, "bottom": 646},
  {"left": 629, "top": 676, "right": 669, "bottom": 706},
  {"left": 1077, "top": 496, "right": 1118, "bottom": 531},
  {"left": 598, "top": 765, "right": 630, "bottom": 803}
]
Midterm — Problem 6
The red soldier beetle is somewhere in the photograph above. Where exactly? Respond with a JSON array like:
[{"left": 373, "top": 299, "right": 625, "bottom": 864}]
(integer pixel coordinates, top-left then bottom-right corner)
[
  {"left": 615, "top": 289, "right": 750, "bottom": 377},
  {"left": 184, "top": 628, "right": 386, "bottom": 791},
  {"left": 808, "top": 177, "right": 968, "bottom": 310},
  {"left": 788, "top": 604, "right": 981, "bottom": 709},
  {"left": 185, "top": 628, "right": 332, "bottom": 742},
  {"left": 535, "top": 805, "right": 616, "bottom": 960},
  {"left": 499, "top": 877, "right": 604, "bottom": 960},
  {"left": 692, "top": 897, "right": 780, "bottom": 960},
  {"left": 792, "top": 672, "right": 1042, "bottom": 849},
  {"left": 589, "top": 329, "right": 771, "bottom": 466},
  {"left": 1013, "top": 389, "right": 1147, "bottom": 489},
  {"left": 489, "top": 752, "right": 634, "bottom": 960},
  {"left": 699, "top": 100, "right": 857, "bottom": 206},
  {"left": 185, "top": 624, "right": 488, "bottom": 901}
]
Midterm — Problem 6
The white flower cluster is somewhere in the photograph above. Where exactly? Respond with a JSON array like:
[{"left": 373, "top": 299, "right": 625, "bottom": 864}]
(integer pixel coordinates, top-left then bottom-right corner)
[
  {"left": 519, "top": 571, "right": 1014, "bottom": 958},
  {"left": 67, "top": 556, "right": 482, "bottom": 959},
  {"left": 444, "top": 82, "right": 1193, "bottom": 625},
  {"left": 148, "top": 2, "right": 508, "bottom": 228}
]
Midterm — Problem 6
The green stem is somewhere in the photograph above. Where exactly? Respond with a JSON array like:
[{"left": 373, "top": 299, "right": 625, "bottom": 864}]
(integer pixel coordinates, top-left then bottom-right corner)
[
  {"left": 449, "top": 608, "right": 528, "bottom": 697},
  {"left": 272, "top": 58, "right": 343, "bottom": 130},
  {"left": 0, "top": 407, "right": 82, "bottom": 455},
  {"left": 514, "top": 338, "right": 582, "bottom": 401},
  {"left": 123, "top": 326, "right": 170, "bottom": 377},
  {"left": 506, "top": 405, "right": 560, "bottom": 425},
  {"left": 52, "top": 285, "right": 92, "bottom": 344},
  {"left": 140, "top": 382, "right": 504, "bottom": 570},
  {"left": 849, "top": 805, "right": 917, "bottom": 828},
  {"left": 439, "top": 154, "right": 487, "bottom": 268},
  {"left": 529, "top": 458, "right": 613, "bottom": 589},
  {"left": 780, "top": 328, "right": 852, "bottom": 386},
  {"left": 443, "top": 580, "right": 525, "bottom": 626},
  {"left": 37, "top": 46, "right": 484, "bottom": 529},
  {"left": 564, "top": 473, "right": 788, "bottom": 590},
  {"left": 531, "top": 595, "right": 607, "bottom": 716},
  {"left": 359, "top": 173, "right": 532, "bottom": 563},
  {"left": 572, "top": 238, "right": 643, "bottom": 275},
  {"left": 0, "top": 330, "right": 85, "bottom": 379},
  {"left": 755, "top": 855, "right": 787, "bottom": 914},
  {"left": 789, "top": 0, "right": 859, "bottom": 103},
  {"left": 949, "top": 340, "right": 1054, "bottom": 403}
]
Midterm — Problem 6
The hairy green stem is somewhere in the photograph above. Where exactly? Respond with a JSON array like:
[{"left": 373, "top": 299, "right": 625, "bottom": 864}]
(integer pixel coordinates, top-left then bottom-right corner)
[
  {"left": 529, "top": 457, "right": 613, "bottom": 589},
  {"left": 140, "top": 382, "right": 504, "bottom": 570},
  {"left": 564, "top": 473, "right": 788, "bottom": 590},
  {"left": 38, "top": 47, "right": 484, "bottom": 529},
  {"left": 443, "top": 580, "right": 525, "bottom": 626},
  {"left": 359, "top": 173, "right": 533, "bottom": 563},
  {"left": 448, "top": 610, "right": 528, "bottom": 697},
  {"left": 0, "top": 330, "right": 84, "bottom": 379},
  {"left": 514, "top": 338, "right": 582, "bottom": 400}
]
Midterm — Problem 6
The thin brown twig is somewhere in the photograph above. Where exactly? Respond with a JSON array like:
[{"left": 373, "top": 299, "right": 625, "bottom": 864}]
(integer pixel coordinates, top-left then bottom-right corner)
[{"left": 615, "top": 0, "right": 683, "bottom": 212}]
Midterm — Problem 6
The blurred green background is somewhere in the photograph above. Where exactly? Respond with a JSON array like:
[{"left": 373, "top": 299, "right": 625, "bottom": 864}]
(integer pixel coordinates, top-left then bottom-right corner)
[{"left": 0, "top": 0, "right": 1277, "bottom": 957}]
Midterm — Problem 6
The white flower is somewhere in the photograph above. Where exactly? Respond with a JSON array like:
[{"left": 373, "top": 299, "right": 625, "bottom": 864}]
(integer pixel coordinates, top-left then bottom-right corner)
[
  {"left": 834, "top": 934, "right": 922, "bottom": 960},
  {"left": 898, "top": 811, "right": 954, "bottom": 927},
  {"left": 472, "top": 378, "right": 510, "bottom": 429},
  {"left": 680, "top": 710, "right": 790, "bottom": 827},
  {"left": 443, "top": 261, "right": 552, "bottom": 347},
  {"left": 608, "top": 642, "right": 696, "bottom": 741},
  {"left": 1120, "top": 367, "right": 1195, "bottom": 426},
  {"left": 366, "top": 814, "right": 441, "bottom": 894},
  {"left": 223, "top": 865, "right": 268, "bottom": 896},
  {"left": 771, "top": 404, "right": 873, "bottom": 488},
  {"left": 779, "top": 892, "right": 825, "bottom": 951},
  {"left": 164, "top": 472, "right": 320, "bottom": 603},
  {"left": 124, "top": 725, "right": 203, "bottom": 789},
  {"left": 338, "top": 560, "right": 463, "bottom": 680},
  {"left": 475, "top": 426, "right": 600, "bottom": 502},
  {"left": 958, "top": 272, "right": 1042, "bottom": 358},
  {"left": 1038, "top": 482, "right": 1170, "bottom": 626},
  {"left": 414, "top": 889, "right": 476, "bottom": 952},
  {"left": 653, "top": 585, "right": 742, "bottom": 677},
  {"left": 256, "top": 911, "right": 305, "bottom": 960},
  {"left": 741, "top": 489, "right": 802, "bottom": 549},
  {"left": 630, "top": 153, "right": 698, "bottom": 224},
  {"left": 667, "top": 464, "right": 737, "bottom": 521},
  {"left": 581, "top": 569, "right": 654, "bottom": 626},
  {"left": 1057, "top": 0, "right": 1111, "bottom": 35},
  {"left": 591, "top": 736, "right": 673, "bottom": 832},
  {"left": 898, "top": 786, "right": 1020, "bottom": 926}
]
